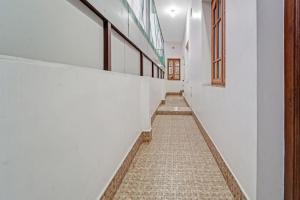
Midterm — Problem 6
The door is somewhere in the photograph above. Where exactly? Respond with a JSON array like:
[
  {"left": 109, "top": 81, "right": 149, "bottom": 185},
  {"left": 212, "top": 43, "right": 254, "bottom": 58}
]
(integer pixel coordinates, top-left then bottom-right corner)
[{"left": 167, "top": 58, "right": 181, "bottom": 80}]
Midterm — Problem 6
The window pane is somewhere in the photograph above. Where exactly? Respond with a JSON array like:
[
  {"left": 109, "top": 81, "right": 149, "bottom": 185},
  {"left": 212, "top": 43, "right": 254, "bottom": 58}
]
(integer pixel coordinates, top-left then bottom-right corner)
[
  {"left": 169, "top": 66, "right": 173, "bottom": 74},
  {"left": 175, "top": 66, "right": 180, "bottom": 74},
  {"left": 217, "top": 61, "right": 222, "bottom": 79},
  {"left": 219, "top": 23, "right": 222, "bottom": 59},
  {"left": 215, "top": 27, "right": 218, "bottom": 60},
  {"left": 214, "top": 63, "right": 217, "bottom": 79},
  {"left": 218, "top": 0, "right": 221, "bottom": 19}
]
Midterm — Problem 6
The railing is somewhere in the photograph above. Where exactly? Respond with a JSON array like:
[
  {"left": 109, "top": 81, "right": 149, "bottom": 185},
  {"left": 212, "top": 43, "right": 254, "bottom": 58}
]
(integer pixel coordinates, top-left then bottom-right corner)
[
  {"left": 79, "top": 0, "right": 165, "bottom": 79},
  {"left": 122, "top": 0, "right": 165, "bottom": 65}
]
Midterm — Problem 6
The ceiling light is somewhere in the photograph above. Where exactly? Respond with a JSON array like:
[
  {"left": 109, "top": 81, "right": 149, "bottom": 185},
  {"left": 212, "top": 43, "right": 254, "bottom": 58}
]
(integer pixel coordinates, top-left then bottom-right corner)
[
  {"left": 169, "top": 9, "right": 177, "bottom": 18},
  {"left": 166, "top": 6, "right": 180, "bottom": 18}
]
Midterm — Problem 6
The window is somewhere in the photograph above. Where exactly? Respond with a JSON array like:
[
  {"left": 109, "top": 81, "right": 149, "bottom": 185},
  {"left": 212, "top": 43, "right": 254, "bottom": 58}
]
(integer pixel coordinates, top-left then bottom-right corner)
[
  {"left": 168, "top": 58, "right": 180, "bottom": 80},
  {"left": 211, "top": 0, "right": 225, "bottom": 86},
  {"left": 127, "top": 0, "right": 147, "bottom": 30}
]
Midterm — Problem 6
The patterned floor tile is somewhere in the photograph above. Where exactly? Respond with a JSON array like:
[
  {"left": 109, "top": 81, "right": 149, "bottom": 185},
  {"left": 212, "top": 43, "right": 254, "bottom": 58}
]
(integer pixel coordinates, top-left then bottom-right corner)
[{"left": 113, "top": 96, "right": 233, "bottom": 200}]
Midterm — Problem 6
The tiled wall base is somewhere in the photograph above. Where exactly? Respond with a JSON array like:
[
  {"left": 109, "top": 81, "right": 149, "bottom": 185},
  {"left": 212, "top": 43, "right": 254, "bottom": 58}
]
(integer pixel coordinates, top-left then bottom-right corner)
[
  {"left": 100, "top": 131, "right": 152, "bottom": 200},
  {"left": 166, "top": 92, "right": 181, "bottom": 96},
  {"left": 156, "top": 110, "right": 192, "bottom": 115},
  {"left": 191, "top": 112, "right": 247, "bottom": 200}
]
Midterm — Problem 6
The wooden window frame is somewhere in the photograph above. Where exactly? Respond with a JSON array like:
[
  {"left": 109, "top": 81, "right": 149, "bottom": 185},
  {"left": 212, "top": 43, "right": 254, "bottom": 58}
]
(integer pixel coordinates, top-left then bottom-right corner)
[
  {"left": 211, "top": 0, "right": 225, "bottom": 86},
  {"left": 284, "top": 0, "right": 300, "bottom": 199},
  {"left": 167, "top": 58, "right": 181, "bottom": 81}
]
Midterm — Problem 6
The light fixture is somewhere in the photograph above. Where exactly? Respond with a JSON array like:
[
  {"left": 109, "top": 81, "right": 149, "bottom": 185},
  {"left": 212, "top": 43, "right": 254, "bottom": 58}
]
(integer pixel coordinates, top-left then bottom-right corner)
[
  {"left": 169, "top": 8, "right": 177, "bottom": 18},
  {"left": 166, "top": 6, "right": 179, "bottom": 18}
]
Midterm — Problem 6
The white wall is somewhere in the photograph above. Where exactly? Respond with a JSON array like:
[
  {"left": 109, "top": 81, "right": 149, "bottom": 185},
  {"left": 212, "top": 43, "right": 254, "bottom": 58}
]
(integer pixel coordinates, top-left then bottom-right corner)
[
  {"left": 183, "top": 0, "right": 285, "bottom": 199},
  {"left": 256, "top": 0, "right": 284, "bottom": 199},
  {"left": 165, "top": 80, "right": 183, "bottom": 93},
  {"left": 183, "top": 0, "right": 257, "bottom": 199},
  {"left": 0, "top": 56, "right": 165, "bottom": 200},
  {"left": 0, "top": 0, "right": 103, "bottom": 69}
]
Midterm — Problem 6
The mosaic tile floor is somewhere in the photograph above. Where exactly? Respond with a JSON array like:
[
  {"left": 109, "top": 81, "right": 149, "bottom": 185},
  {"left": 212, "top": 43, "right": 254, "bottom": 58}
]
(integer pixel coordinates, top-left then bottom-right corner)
[{"left": 113, "top": 96, "right": 233, "bottom": 200}]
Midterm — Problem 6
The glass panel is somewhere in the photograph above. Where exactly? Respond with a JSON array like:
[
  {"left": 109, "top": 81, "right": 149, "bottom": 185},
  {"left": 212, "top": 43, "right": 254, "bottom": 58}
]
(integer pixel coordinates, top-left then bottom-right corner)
[
  {"left": 169, "top": 60, "right": 173, "bottom": 67},
  {"left": 217, "top": 61, "right": 222, "bottom": 79},
  {"left": 217, "top": 0, "right": 221, "bottom": 20},
  {"left": 125, "top": 0, "right": 165, "bottom": 66},
  {"left": 219, "top": 23, "right": 222, "bottom": 59},
  {"left": 169, "top": 66, "right": 173, "bottom": 74},
  {"left": 175, "top": 66, "right": 180, "bottom": 74},
  {"left": 175, "top": 60, "right": 180, "bottom": 67},
  {"left": 215, "top": 26, "right": 218, "bottom": 60},
  {"left": 214, "top": 63, "right": 218, "bottom": 79}
]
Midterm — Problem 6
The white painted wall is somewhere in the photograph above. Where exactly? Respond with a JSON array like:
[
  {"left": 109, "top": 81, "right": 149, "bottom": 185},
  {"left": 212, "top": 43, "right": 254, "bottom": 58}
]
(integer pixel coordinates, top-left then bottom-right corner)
[
  {"left": 165, "top": 80, "right": 183, "bottom": 93},
  {"left": 0, "top": 55, "right": 165, "bottom": 200},
  {"left": 0, "top": 0, "right": 103, "bottom": 69},
  {"left": 183, "top": 0, "right": 285, "bottom": 199},
  {"left": 183, "top": 0, "right": 257, "bottom": 199},
  {"left": 256, "top": 0, "right": 284, "bottom": 199}
]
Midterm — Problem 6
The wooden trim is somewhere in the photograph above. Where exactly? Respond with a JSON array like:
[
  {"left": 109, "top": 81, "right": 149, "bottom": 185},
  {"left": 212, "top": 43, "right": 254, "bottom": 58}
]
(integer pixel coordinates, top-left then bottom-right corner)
[
  {"left": 211, "top": 0, "right": 226, "bottom": 86},
  {"left": 104, "top": 21, "right": 112, "bottom": 71},
  {"left": 140, "top": 52, "right": 144, "bottom": 76},
  {"left": 167, "top": 58, "right": 181, "bottom": 80},
  {"left": 284, "top": 0, "right": 300, "bottom": 199},
  {"left": 152, "top": 62, "right": 154, "bottom": 78}
]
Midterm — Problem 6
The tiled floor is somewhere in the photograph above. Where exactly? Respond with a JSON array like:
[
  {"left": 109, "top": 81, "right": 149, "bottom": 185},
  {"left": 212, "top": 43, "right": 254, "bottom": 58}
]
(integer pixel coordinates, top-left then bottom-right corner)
[{"left": 114, "top": 95, "right": 233, "bottom": 200}]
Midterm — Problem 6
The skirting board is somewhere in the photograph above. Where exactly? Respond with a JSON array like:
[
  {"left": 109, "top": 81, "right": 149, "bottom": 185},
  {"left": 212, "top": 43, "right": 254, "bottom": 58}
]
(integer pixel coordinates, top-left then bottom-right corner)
[
  {"left": 151, "top": 100, "right": 165, "bottom": 124},
  {"left": 165, "top": 92, "right": 181, "bottom": 96},
  {"left": 191, "top": 111, "right": 247, "bottom": 200},
  {"left": 100, "top": 131, "right": 152, "bottom": 200}
]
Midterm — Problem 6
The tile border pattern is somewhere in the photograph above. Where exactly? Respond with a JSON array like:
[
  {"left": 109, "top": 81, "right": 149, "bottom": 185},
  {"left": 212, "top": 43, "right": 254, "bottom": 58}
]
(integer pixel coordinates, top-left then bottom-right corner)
[
  {"left": 184, "top": 94, "right": 246, "bottom": 199},
  {"left": 187, "top": 103, "right": 247, "bottom": 199},
  {"left": 165, "top": 92, "right": 181, "bottom": 96},
  {"left": 100, "top": 130, "right": 152, "bottom": 200},
  {"left": 156, "top": 110, "right": 192, "bottom": 115}
]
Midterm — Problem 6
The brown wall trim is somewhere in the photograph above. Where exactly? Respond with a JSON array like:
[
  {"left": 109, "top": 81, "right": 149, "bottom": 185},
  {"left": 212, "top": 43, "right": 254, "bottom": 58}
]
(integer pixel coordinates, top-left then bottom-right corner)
[
  {"left": 104, "top": 21, "right": 112, "bottom": 71},
  {"left": 140, "top": 52, "right": 144, "bottom": 76},
  {"left": 100, "top": 131, "right": 152, "bottom": 200},
  {"left": 188, "top": 103, "right": 247, "bottom": 199},
  {"left": 284, "top": 0, "right": 300, "bottom": 199}
]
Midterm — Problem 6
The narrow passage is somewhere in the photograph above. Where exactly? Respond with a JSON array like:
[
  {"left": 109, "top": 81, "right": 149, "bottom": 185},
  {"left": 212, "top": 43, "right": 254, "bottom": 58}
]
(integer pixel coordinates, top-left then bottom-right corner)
[{"left": 114, "top": 95, "right": 233, "bottom": 200}]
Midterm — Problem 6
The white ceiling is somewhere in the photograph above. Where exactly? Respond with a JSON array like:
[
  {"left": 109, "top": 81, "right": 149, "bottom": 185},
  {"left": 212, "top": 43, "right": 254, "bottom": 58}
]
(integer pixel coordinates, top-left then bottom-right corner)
[{"left": 154, "top": 0, "right": 191, "bottom": 43}]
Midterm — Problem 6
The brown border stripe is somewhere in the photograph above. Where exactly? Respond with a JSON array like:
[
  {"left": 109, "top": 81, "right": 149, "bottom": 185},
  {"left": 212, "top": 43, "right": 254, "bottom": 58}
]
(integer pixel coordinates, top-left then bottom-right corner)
[
  {"left": 191, "top": 110, "right": 247, "bottom": 200},
  {"left": 100, "top": 131, "right": 152, "bottom": 200}
]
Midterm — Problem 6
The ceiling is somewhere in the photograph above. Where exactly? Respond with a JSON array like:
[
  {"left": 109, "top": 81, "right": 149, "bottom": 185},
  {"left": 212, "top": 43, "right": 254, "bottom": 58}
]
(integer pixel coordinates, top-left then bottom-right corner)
[{"left": 154, "top": 0, "right": 191, "bottom": 43}]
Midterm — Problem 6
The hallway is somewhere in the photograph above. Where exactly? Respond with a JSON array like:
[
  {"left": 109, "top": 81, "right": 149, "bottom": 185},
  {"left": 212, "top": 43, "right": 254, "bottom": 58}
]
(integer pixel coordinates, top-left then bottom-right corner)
[
  {"left": 114, "top": 95, "right": 233, "bottom": 199},
  {"left": 0, "top": 0, "right": 287, "bottom": 199}
]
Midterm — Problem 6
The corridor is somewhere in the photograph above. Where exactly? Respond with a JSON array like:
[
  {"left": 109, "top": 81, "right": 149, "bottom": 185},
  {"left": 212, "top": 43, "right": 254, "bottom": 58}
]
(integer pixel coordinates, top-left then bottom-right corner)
[
  {"left": 0, "top": 0, "right": 287, "bottom": 199},
  {"left": 114, "top": 95, "right": 233, "bottom": 199}
]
